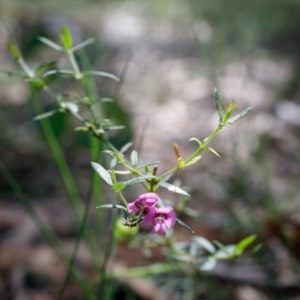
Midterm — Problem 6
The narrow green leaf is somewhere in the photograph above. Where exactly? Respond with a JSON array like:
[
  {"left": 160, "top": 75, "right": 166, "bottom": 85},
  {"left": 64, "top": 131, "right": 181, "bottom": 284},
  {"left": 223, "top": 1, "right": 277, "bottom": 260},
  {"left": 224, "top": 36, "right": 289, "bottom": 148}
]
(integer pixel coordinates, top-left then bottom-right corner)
[
  {"left": 83, "top": 70, "right": 120, "bottom": 82},
  {"left": 33, "top": 110, "right": 57, "bottom": 121},
  {"left": 61, "top": 27, "right": 73, "bottom": 50},
  {"left": 226, "top": 107, "right": 252, "bottom": 125},
  {"left": 130, "top": 150, "right": 138, "bottom": 166},
  {"left": 136, "top": 161, "right": 160, "bottom": 169},
  {"left": 120, "top": 142, "right": 133, "bottom": 153},
  {"left": 113, "top": 182, "right": 126, "bottom": 192},
  {"left": 234, "top": 235, "right": 256, "bottom": 256},
  {"left": 34, "top": 61, "right": 57, "bottom": 75},
  {"left": 71, "top": 38, "right": 95, "bottom": 52},
  {"left": 60, "top": 102, "right": 79, "bottom": 114},
  {"left": 159, "top": 181, "right": 190, "bottom": 196},
  {"left": 198, "top": 257, "right": 217, "bottom": 271},
  {"left": 6, "top": 41, "right": 21, "bottom": 59},
  {"left": 194, "top": 236, "right": 215, "bottom": 253},
  {"left": 207, "top": 147, "right": 221, "bottom": 157},
  {"left": 123, "top": 174, "right": 157, "bottom": 187},
  {"left": 185, "top": 155, "right": 202, "bottom": 167},
  {"left": 106, "top": 125, "right": 125, "bottom": 131},
  {"left": 176, "top": 218, "right": 195, "bottom": 234},
  {"left": 188, "top": 137, "right": 203, "bottom": 146},
  {"left": 43, "top": 69, "right": 74, "bottom": 77},
  {"left": 96, "top": 204, "right": 127, "bottom": 211},
  {"left": 214, "top": 88, "right": 224, "bottom": 120},
  {"left": 91, "top": 162, "right": 113, "bottom": 186},
  {"left": 39, "top": 37, "right": 63, "bottom": 51},
  {"left": 26, "top": 78, "right": 46, "bottom": 89}
]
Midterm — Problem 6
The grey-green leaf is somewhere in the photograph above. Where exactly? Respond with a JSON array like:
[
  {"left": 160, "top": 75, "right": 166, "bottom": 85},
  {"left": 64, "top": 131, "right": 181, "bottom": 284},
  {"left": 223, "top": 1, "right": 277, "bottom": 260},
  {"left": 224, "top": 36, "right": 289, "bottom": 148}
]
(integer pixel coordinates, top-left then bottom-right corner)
[
  {"left": 176, "top": 218, "right": 195, "bottom": 234},
  {"left": 120, "top": 142, "right": 133, "bottom": 154},
  {"left": 33, "top": 110, "right": 57, "bottom": 121},
  {"left": 96, "top": 204, "right": 127, "bottom": 211},
  {"left": 214, "top": 88, "right": 224, "bottom": 121},
  {"left": 130, "top": 150, "right": 138, "bottom": 166},
  {"left": 198, "top": 257, "right": 217, "bottom": 271},
  {"left": 159, "top": 181, "right": 190, "bottom": 196},
  {"left": 83, "top": 70, "right": 120, "bottom": 82},
  {"left": 91, "top": 162, "right": 113, "bottom": 186},
  {"left": 39, "top": 37, "right": 63, "bottom": 51},
  {"left": 194, "top": 236, "right": 215, "bottom": 253},
  {"left": 71, "top": 38, "right": 95, "bottom": 52},
  {"left": 60, "top": 102, "right": 79, "bottom": 114},
  {"left": 123, "top": 174, "right": 156, "bottom": 186},
  {"left": 226, "top": 107, "right": 252, "bottom": 125}
]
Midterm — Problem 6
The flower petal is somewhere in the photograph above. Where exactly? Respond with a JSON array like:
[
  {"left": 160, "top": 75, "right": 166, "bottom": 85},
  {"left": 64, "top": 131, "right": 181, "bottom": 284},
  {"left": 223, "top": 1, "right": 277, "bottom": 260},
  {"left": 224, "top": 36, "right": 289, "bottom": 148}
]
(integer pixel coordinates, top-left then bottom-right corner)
[
  {"left": 159, "top": 222, "right": 167, "bottom": 236},
  {"left": 140, "top": 207, "right": 157, "bottom": 227},
  {"left": 127, "top": 202, "right": 139, "bottom": 214},
  {"left": 139, "top": 193, "right": 158, "bottom": 207},
  {"left": 156, "top": 206, "right": 176, "bottom": 228}
]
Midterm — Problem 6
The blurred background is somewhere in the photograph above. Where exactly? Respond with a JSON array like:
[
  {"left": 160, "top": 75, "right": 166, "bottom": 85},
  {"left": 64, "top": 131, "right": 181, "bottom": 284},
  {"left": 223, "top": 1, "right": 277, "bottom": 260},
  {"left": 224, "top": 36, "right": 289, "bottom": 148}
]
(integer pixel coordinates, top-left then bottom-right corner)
[{"left": 0, "top": 0, "right": 300, "bottom": 299}]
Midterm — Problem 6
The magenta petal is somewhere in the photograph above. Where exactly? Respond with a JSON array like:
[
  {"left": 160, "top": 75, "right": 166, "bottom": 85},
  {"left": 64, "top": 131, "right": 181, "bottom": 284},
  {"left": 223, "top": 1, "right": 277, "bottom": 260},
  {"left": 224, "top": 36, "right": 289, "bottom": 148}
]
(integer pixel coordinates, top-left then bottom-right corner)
[
  {"left": 139, "top": 193, "right": 158, "bottom": 207},
  {"left": 157, "top": 206, "right": 176, "bottom": 228},
  {"left": 159, "top": 222, "right": 167, "bottom": 236},
  {"left": 140, "top": 207, "right": 157, "bottom": 227},
  {"left": 151, "top": 221, "right": 161, "bottom": 233},
  {"left": 127, "top": 202, "right": 139, "bottom": 214}
]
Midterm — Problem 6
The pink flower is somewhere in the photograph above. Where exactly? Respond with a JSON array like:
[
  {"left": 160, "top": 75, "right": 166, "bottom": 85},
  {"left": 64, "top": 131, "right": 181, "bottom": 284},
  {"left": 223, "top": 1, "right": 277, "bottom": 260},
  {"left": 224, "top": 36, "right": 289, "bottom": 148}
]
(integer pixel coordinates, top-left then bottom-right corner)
[
  {"left": 127, "top": 193, "right": 158, "bottom": 214},
  {"left": 142, "top": 206, "right": 176, "bottom": 236},
  {"left": 127, "top": 193, "right": 176, "bottom": 236}
]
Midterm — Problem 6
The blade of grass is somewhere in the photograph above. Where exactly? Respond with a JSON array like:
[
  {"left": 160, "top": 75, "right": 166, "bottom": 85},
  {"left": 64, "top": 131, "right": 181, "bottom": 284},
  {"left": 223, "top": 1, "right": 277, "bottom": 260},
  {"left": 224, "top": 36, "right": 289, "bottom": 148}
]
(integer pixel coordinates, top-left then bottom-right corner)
[{"left": 29, "top": 91, "right": 101, "bottom": 267}]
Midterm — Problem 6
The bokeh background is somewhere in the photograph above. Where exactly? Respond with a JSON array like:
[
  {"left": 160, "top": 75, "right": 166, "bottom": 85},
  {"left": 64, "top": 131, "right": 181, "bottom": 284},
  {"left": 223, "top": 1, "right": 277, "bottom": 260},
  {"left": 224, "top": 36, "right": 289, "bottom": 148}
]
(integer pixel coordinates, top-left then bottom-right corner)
[{"left": 0, "top": 0, "right": 300, "bottom": 299}]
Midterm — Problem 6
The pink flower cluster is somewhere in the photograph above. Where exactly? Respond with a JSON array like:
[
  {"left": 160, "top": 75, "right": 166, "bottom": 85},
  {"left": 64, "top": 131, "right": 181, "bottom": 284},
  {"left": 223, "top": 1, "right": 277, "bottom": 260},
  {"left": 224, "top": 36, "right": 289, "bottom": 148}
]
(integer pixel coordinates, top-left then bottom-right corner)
[{"left": 128, "top": 193, "right": 176, "bottom": 236}]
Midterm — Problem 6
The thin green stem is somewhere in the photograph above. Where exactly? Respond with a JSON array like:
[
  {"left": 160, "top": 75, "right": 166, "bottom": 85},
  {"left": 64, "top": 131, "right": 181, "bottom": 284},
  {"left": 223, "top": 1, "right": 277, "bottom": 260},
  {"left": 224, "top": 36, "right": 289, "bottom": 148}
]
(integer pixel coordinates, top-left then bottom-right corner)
[{"left": 68, "top": 51, "right": 82, "bottom": 79}]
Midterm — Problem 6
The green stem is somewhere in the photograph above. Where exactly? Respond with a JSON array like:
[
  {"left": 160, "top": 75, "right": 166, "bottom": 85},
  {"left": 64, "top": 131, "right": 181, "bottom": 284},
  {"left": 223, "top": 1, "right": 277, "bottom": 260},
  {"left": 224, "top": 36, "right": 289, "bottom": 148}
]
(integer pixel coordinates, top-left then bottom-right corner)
[{"left": 160, "top": 124, "right": 223, "bottom": 180}]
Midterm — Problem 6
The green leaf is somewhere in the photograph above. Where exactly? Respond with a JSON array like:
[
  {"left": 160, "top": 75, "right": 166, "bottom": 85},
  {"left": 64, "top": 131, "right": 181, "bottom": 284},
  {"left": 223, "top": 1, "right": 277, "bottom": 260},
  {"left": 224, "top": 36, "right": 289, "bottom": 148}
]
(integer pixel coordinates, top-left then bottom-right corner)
[
  {"left": 226, "top": 107, "right": 252, "bottom": 125},
  {"left": 106, "top": 125, "right": 125, "bottom": 131},
  {"left": 198, "top": 257, "right": 217, "bottom": 271},
  {"left": 39, "top": 37, "right": 63, "bottom": 51},
  {"left": 26, "top": 78, "right": 46, "bottom": 89},
  {"left": 123, "top": 174, "right": 157, "bottom": 187},
  {"left": 120, "top": 142, "right": 133, "bottom": 153},
  {"left": 214, "top": 88, "right": 224, "bottom": 121},
  {"left": 131, "top": 150, "right": 138, "bottom": 166},
  {"left": 71, "top": 38, "right": 95, "bottom": 52},
  {"left": 188, "top": 137, "right": 203, "bottom": 146},
  {"left": 33, "top": 110, "right": 57, "bottom": 121},
  {"left": 60, "top": 27, "right": 73, "bottom": 50},
  {"left": 113, "top": 182, "right": 126, "bottom": 192},
  {"left": 214, "top": 241, "right": 235, "bottom": 259},
  {"left": 96, "top": 204, "right": 127, "bottom": 211},
  {"left": 6, "top": 41, "right": 21, "bottom": 59},
  {"left": 159, "top": 181, "right": 190, "bottom": 196},
  {"left": 60, "top": 102, "right": 79, "bottom": 114},
  {"left": 91, "top": 162, "right": 113, "bottom": 186},
  {"left": 207, "top": 147, "right": 221, "bottom": 157},
  {"left": 176, "top": 218, "right": 195, "bottom": 234},
  {"left": 83, "top": 70, "right": 120, "bottom": 82},
  {"left": 136, "top": 161, "right": 160, "bottom": 169},
  {"left": 43, "top": 69, "right": 74, "bottom": 77},
  {"left": 33, "top": 61, "right": 57, "bottom": 75},
  {"left": 194, "top": 236, "right": 215, "bottom": 253},
  {"left": 185, "top": 155, "right": 202, "bottom": 167},
  {"left": 234, "top": 235, "right": 256, "bottom": 256}
]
